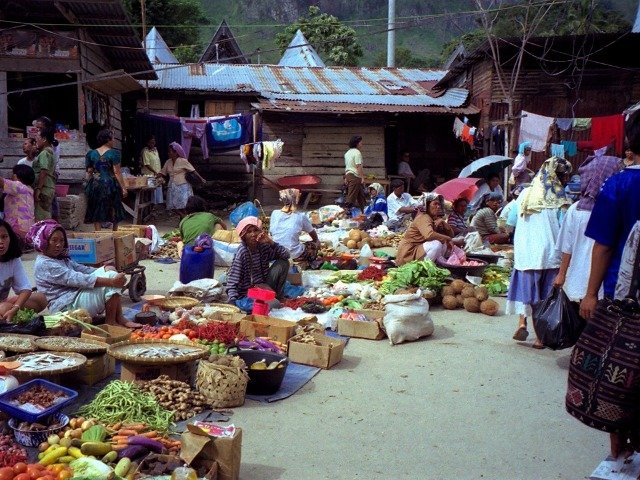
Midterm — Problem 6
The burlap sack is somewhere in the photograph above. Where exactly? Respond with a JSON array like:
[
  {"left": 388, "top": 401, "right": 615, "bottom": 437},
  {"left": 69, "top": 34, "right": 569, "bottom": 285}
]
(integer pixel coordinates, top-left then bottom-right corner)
[{"left": 196, "top": 358, "right": 249, "bottom": 408}]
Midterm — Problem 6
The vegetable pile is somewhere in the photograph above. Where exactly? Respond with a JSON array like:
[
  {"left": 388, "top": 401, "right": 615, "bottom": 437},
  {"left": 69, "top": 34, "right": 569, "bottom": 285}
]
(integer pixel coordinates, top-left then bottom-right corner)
[
  {"left": 137, "top": 375, "right": 208, "bottom": 422},
  {"left": 0, "top": 434, "right": 27, "bottom": 467},
  {"left": 357, "top": 266, "right": 385, "bottom": 281},
  {"left": 77, "top": 380, "right": 174, "bottom": 433},
  {"left": 482, "top": 265, "right": 511, "bottom": 295},
  {"left": 11, "top": 308, "right": 36, "bottom": 325},
  {"left": 441, "top": 280, "right": 499, "bottom": 315},
  {"left": 379, "top": 260, "right": 450, "bottom": 295}
]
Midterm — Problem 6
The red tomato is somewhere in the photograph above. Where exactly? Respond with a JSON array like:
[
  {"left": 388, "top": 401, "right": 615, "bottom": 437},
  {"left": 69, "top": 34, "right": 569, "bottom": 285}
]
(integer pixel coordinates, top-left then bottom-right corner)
[
  {"left": 57, "top": 472, "right": 72, "bottom": 480},
  {"left": 12, "top": 465, "right": 27, "bottom": 475},
  {"left": 0, "top": 467, "right": 15, "bottom": 480},
  {"left": 14, "top": 474, "right": 30, "bottom": 480}
]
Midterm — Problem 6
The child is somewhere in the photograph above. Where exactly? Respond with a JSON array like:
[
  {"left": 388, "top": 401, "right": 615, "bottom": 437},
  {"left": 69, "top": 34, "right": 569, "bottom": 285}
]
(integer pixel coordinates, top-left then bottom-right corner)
[
  {"left": 28, "top": 220, "right": 141, "bottom": 328},
  {"left": 0, "top": 164, "right": 35, "bottom": 243},
  {"left": 0, "top": 220, "right": 47, "bottom": 322}
]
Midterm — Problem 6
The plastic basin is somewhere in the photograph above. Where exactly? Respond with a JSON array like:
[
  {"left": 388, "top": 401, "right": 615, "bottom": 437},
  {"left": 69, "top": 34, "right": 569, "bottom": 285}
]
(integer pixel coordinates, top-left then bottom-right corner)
[
  {"left": 9, "top": 412, "right": 69, "bottom": 447},
  {"left": 437, "top": 259, "right": 488, "bottom": 279},
  {"left": 234, "top": 350, "right": 288, "bottom": 395},
  {"left": 276, "top": 175, "right": 321, "bottom": 188},
  {"left": 0, "top": 378, "right": 77, "bottom": 423}
]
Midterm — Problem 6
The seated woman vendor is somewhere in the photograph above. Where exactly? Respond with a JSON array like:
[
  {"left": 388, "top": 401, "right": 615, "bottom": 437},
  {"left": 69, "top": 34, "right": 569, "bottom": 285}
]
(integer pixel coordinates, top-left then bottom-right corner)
[
  {"left": 179, "top": 195, "right": 226, "bottom": 245},
  {"left": 396, "top": 193, "right": 456, "bottom": 266},
  {"left": 269, "top": 188, "right": 320, "bottom": 262},
  {"left": 28, "top": 220, "right": 141, "bottom": 328},
  {"left": 226, "top": 216, "right": 290, "bottom": 306},
  {"left": 0, "top": 220, "right": 47, "bottom": 322},
  {"left": 470, "top": 192, "right": 511, "bottom": 244},
  {"left": 364, "top": 183, "right": 388, "bottom": 218}
]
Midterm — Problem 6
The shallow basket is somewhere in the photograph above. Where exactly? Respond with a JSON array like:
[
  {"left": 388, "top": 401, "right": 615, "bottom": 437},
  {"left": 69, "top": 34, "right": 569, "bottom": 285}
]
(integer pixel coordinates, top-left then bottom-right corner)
[
  {"left": 34, "top": 336, "right": 109, "bottom": 354},
  {"left": 148, "top": 296, "right": 201, "bottom": 311},
  {"left": 107, "top": 340, "right": 209, "bottom": 365},
  {"left": 0, "top": 334, "right": 38, "bottom": 354},
  {"left": 9, "top": 412, "right": 69, "bottom": 447},
  {"left": 6, "top": 352, "right": 87, "bottom": 379},
  {"left": 207, "top": 303, "right": 241, "bottom": 314}
]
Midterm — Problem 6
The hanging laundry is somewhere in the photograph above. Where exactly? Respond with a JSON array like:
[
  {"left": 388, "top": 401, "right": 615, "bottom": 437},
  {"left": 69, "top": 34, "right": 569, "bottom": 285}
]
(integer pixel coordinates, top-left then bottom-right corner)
[
  {"left": 461, "top": 125, "right": 474, "bottom": 146},
  {"left": 577, "top": 140, "right": 594, "bottom": 151},
  {"left": 561, "top": 140, "right": 578, "bottom": 157},
  {"left": 550, "top": 144, "right": 565, "bottom": 158},
  {"left": 181, "top": 119, "right": 209, "bottom": 159},
  {"left": 519, "top": 110, "right": 555, "bottom": 152},
  {"left": 572, "top": 118, "right": 592, "bottom": 130},
  {"left": 492, "top": 126, "right": 505, "bottom": 155},
  {"left": 206, "top": 114, "right": 254, "bottom": 152},
  {"left": 261, "top": 139, "right": 284, "bottom": 170},
  {"left": 239, "top": 144, "right": 258, "bottom": 173},
  {"left": 555, "top": 118, "right": 573, "bottom": 131},
  {"left": 453, "top": 117, "right": 465, "bottom": 138},
  {"left": 591, "top": 114, "right": 625, "bottom": 156}
]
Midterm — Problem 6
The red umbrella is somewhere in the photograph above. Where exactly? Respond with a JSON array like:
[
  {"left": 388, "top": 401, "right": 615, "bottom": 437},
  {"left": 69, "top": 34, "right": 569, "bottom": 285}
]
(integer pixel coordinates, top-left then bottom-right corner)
[{"left": 433, "top": 177, "right": 482, "bottom": 202}]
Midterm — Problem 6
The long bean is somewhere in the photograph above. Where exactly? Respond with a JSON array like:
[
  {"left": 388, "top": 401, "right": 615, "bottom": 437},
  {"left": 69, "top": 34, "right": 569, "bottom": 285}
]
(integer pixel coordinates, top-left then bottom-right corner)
[{"left": 77, "top": 380, "right": 173, "bottom": 432}]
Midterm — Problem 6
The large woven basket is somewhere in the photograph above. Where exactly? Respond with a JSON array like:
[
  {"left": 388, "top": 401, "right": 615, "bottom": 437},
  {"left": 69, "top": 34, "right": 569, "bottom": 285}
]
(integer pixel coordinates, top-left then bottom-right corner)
[
  {"left": 0, "top": 334, "right": 38, "bottom": 353},
  {"left": 6, "top": 352, "right": 87, "bottom": 379},
  {"left": 108, "top": 340, "right": 209, "bottom": 365},
  {"left": 147, "top": 296, "right": 201, "bottom": 311},
  {"left": 196, "top": 359, "right": 249, "bottom": 408},
  {"left": 35, "top": 336, "right": 109, "bottom": 355}
]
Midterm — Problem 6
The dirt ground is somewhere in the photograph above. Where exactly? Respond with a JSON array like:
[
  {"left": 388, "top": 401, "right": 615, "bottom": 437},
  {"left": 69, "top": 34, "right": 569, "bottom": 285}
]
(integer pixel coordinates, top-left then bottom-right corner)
[{"left": 19, "top": 212, "right": 608, "bottom": 480}]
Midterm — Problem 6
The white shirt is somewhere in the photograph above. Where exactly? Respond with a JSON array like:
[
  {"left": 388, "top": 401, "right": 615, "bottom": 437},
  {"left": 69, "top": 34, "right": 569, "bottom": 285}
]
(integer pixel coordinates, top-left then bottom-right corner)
[
  {"left": 17, "top": 157, "right": 34, "bottom": 167},
  {"left": 269, "top": 210, "right": 314, "bottom": 259},
  {"left": 397, "top": 161, "right": 415, "bottom": 178},
  {"left": 556, "top": 203, "right": 597, "bottom": 301},
  {"left": 386, "top": 192, "right": 417, "bottom": 222},
  {"left": 507, "top": 188, "right": 561, "bottom": 271},
  {"left": 0, "top": 258, "right": 32, "bottom": 301}
]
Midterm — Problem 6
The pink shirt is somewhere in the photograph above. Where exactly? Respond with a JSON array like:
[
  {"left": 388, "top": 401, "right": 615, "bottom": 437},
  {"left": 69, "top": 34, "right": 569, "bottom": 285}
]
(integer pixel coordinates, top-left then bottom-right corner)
[{"left": 4, "top": 179, "right": 34, "bottom": 239}]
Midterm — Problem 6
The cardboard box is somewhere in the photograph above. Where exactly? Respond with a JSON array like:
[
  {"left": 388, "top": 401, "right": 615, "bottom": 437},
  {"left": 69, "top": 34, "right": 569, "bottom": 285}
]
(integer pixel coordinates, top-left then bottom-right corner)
[
  {"left": 74, "top": 353, "right": 115, "bottom": 385},
  {"left": 238, "top": 315, "right": 296, "bottom": 344},
  {"left": 287, "top": 332, "right": 346, "bottom": 369},
  {"left": 135, "top": 238, "right": 152, "bottom": 260},
  {"left": 81, "top": 324, "right": 132, "bottom": 344},
  {"left": 287, "top": 265, "right": 302, "bottom": 286},
  {"left": 337, "top": 310, "right": 386, "bottom": 340},
  {"left": 67, "top": 232, "right": 115, "bottom": 265},
  {"left": 120, "top": 361, "right": 196, "bottom": 383},
  {"left": 77, "top": 231, "right": 136, "bottom": 270},
  {"left": 181, "top": 428, "right": 242, "bottom": 480},
  {"left": 118, "top": 224, "right": 151, "bottom": 239}
]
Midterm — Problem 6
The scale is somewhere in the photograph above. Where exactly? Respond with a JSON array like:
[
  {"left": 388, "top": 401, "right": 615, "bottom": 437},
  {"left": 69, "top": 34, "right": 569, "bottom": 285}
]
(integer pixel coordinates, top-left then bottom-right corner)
[{"left": 247, "top": 287, "right": 276, "bottom": 316}]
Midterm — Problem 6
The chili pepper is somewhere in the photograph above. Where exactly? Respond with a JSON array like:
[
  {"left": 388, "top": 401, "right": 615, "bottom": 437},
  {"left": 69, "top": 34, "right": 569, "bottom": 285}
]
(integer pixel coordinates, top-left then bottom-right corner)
[
  {"left": 357, "top": 266, "right": 385, "bottom": 281},
  {"left": 195, "top": 321, "right": 239, "bottom": 344}
]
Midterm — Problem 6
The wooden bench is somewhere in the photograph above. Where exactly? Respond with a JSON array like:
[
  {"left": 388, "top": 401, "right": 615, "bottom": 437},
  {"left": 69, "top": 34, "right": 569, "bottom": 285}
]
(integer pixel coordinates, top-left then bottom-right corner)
[{"left": 299, "top": 188, "right": 343, "bottom": 209}]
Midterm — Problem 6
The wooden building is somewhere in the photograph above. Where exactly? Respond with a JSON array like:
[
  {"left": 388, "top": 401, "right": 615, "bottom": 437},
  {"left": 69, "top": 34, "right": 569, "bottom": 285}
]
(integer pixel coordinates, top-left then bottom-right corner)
[
  {"left": 0, "top": 0, "right": 154, "bottom": 183},
  {"left": 435, "top": 32, "right": 640, "bottom": 169},
  {"left": 199, "top": 20, "right": 248, "bottom": 65}
]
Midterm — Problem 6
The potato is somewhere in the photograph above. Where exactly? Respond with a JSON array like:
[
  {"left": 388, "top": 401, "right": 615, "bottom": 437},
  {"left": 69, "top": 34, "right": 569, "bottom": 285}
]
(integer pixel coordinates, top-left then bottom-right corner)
[
  {"left": 480, "top": 299, "right": 499, "bottom": 316},
  {"left": 442, "top": 295, "right": 458, "bottom": 310},
  {"left": 474, "top": 286, "right": 489, "bottom": 302},
  {"left": 463, "top": 297, "right": 480, "bottom": 313},
  {"left": 451, "top": 279, "right": 467, "bottom": 294},
  {"left": 348, "top": 229, "right": 361, "bottom": 241},
  {"left": 346, "top": 240, "right": 357, "bottom": 249},
  {"left": 441, "top": 286, "right": 455, "bottom": 297},
  {"left": 461, "top": 286, "right": 476, "bottom": 298}
]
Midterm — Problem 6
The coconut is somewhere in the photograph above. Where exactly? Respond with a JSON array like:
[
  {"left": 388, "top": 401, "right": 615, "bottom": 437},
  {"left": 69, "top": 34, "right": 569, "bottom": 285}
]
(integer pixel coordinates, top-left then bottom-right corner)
[
  {"left": 480, "top": 299, "right": 499, "bottom": 316},
  {"left": 463, "top": 297, "right": 481, "bottom": 313},
  {"left": 461, "top": 286, "right": 476, "bottom": 299},
  {"left": 441, "top": 286, "right": 455, "bottom": 297},
  {"left": 442, "top": 295, "right": 458, "bottom": 310},
  {"left": 456, "top": 294, "right": 465, "bottom": 307},
  {"left": 474, "top": 286, "right": 489, "bottom": 302},
  {"left": 451, "top": 279, "right": 467, "bottom": 294}
]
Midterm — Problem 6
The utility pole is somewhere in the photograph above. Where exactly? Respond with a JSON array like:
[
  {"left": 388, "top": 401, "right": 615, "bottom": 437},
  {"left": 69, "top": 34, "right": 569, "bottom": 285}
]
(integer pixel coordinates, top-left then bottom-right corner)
[
  {"left": 141, "top": 0, "right": 149, "bottom": 111},
  {"left": 387, "top": 0, "right": 395, "bottom": 67}
]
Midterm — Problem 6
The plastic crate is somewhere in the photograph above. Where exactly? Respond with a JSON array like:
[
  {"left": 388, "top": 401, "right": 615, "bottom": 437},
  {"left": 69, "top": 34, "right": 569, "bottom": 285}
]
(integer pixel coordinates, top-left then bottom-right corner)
[{"left": 0, "top": 379, "right": 77, "bottom": 422}]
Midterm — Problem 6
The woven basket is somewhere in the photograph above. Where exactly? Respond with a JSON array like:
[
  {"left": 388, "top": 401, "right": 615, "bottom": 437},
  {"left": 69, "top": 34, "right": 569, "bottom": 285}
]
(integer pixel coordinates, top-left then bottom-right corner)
[
  {"left": 207, "top": 303, "right": 241, "bottom": 314},
  {"left": 35, "top": 336, "right": 109, "bottom": 355},
  {"left": 0, "top": 334, "right": 38, "bottom": 353},
  {"left": 6, "top": 352, "right": 87, "bottom": 379},
  {"left": 196, "top": 359, "right": 249, "bottom": 408},
  {"left": 148, "top": 296, "right": 201, "bottom": 311},
  {"left": 108, "top": 340, "right": 209, "bottom": 365}
]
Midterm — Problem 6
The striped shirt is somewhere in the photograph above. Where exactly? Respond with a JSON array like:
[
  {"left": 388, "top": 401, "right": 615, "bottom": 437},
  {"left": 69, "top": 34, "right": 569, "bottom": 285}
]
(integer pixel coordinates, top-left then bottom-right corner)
[
  {"left": 470, "top": 207, "right": 499, "bottom": 238},
  {"left": 226, "top": 242, "right": 290, "bottom": 302},
  {"left": 447, "top": 212, "right": 468, "bottom": 236}
]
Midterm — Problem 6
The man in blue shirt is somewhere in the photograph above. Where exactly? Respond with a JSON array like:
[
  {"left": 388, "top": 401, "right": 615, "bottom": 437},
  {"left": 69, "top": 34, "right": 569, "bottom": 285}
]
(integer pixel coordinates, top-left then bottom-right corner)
[{"left": 580, "top": 111, "right": 640, "bottom": 320}]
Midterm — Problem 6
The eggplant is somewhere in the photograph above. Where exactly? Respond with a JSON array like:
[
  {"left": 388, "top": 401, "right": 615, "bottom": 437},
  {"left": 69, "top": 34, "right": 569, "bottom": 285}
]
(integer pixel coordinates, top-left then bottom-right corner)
[
  {"left": 117, "top": 445, "right": 150, "bottom": 461},
  {"left": 127, "top": 435, "right": 165, "bottom": 453},
  {"left": 254, "top": 337, "right": 277, "bottom": 350},
  {"left": 238, "top": 340, "right": 258, "bottom": 349}
]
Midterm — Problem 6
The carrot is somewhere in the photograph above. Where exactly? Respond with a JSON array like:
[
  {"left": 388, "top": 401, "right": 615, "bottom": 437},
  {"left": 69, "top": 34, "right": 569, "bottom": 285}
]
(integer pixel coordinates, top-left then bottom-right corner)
[
  {"left": 138, "top": 431, "right": 158, "bottom": 438},
  {"left": 117, "top": 429, "right": 138, "bottom": 437},
  {"left": 110, "top": 422, "right": 123, "bottom": 431},
  {"left": 111, "top": 435, "right": 130, "bottom": 442},
  {"left": 112, "top": 444, "right": 129, "bottom": 451},
  {"left": 122, "top": 423, "right": 146, "bottom": 430}
]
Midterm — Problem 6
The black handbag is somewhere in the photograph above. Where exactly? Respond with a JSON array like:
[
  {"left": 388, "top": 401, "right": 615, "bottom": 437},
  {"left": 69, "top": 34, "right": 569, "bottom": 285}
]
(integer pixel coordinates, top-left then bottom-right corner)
[{"left": 185, "top": 170, "right": 205, "bottom": 188}]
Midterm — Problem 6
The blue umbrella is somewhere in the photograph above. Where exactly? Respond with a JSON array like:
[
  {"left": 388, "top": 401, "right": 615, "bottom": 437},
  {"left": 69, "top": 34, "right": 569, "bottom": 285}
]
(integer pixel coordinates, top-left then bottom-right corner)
[{"left": 458, "top": 155, "right": 513, "bottom": 179}]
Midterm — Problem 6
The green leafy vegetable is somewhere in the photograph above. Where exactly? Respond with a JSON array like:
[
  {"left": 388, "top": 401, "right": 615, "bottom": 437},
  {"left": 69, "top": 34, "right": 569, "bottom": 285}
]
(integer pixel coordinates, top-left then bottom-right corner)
[
  {"left": 12, "top": 307, "right": 36, "bottom": 324},
  {"left": 379, "top": 260, "right": 450, "bottom": 295}
]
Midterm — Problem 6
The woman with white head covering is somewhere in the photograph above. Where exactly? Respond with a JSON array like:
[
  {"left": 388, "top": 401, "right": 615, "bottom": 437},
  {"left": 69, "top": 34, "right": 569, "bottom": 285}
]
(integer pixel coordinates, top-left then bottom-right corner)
[
  {"left": 364, "top": 182, "right": 388, "bottom": 219},
  {"left": 511, "top": 141, "right": 533, "bottom": 185},
  {"left": 396, "top": 193, "right": 454, "bottom": 266},
  {"left": 269, "top": 188, "right": 320, "bottom": 262},
  {"left": 157, "top": 142, "right": 204, "bottom": 217}
]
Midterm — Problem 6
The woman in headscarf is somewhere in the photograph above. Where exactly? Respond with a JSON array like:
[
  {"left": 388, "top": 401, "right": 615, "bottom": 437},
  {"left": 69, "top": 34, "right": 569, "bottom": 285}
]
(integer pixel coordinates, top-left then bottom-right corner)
[
  {"left": 157, "top": 142, "right": 203, "bottom": 217},
  {"left": 511, "top": 141, "right": 533, "bottom": 186},
  {"left": 269, "top": 188, "right": 320, "bottom": 262},
  {"left": 553, "top": 154, "right": 621, "bottom": 303},
  {"left": 84, "top": 129, "right": 127, "bottom": 230},
  {"left": 447, "top": 197, "right": 470, "bottom": 237},
  {"left": 343, "top": 135, "right": 366, "bottom": 212},
  {"left": 506, "top": 157, "right": 572, "bottom": 348},
  {"left": 28, "top": 220, "right": 141, "bottom": 328},
  {"left": 396, "top": 193, "right": 455, "bottom": 266},
  {"left": 364, "top": 183, "right": 388, "bottom": 218},
  {"left": 226, "top": 216, "right": 290, "bottom": 306},
  {"left": 470, "top": 192, "right": 510, "bottom": 244}
]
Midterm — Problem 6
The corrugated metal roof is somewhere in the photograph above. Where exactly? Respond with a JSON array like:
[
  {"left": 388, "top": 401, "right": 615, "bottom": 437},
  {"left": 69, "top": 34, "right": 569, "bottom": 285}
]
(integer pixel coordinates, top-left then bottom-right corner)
[
  {"left": 145, "top": 27, "right": 178, "bottom": 64},
  {"left": 253, "top": 98, "right": 480, "bottom": 115},
  {"left": 261, "top": 90, "right": 470, "bottom": 107},
  {"left": 147, "top": 63, "right": 453, "bottom": 97},
  {"left": 278, "top": 30, "right": 326, "bottom": 67}
]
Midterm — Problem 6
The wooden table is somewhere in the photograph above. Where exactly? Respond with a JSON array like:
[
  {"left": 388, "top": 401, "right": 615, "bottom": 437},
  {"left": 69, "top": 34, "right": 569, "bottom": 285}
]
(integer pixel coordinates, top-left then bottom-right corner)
[{"left": 122, "top": 186, "right": 154, "bottom": 224}]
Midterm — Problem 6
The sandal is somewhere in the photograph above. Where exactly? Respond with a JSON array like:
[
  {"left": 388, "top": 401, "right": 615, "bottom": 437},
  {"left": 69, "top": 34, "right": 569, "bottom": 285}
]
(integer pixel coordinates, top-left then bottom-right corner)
[
  {"left": 532, "top": 341, "right": 545, "bottom": 350},
  {"left": 512, "top": 326, "right": 529, "bottom": 341}
]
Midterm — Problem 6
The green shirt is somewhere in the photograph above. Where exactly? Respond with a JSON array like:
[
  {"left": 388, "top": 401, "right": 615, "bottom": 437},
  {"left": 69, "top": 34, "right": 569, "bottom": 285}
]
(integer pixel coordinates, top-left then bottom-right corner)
[
  {"left": 33, "top": 147, "right": 56, "bottom": 192},
  {"left": 179, "top": 212, "right": 221, "bottom": 245}
]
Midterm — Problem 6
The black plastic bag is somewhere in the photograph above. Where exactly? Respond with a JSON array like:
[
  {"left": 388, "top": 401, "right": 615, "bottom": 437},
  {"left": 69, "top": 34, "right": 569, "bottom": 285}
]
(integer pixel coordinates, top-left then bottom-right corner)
[
  {"left": 0, "top": 315, "right": 46, "bottom": 336},
  {"left": 532, "top": 287, "right": 585, "bottom": 350}
]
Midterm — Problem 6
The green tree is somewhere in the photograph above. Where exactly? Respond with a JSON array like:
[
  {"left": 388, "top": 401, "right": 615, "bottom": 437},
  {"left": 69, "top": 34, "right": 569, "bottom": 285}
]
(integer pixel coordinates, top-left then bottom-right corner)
[
  {"left": 123, "top": 0, "right": 207, "bottom": 63},
  {"left": 275, "top": 6, "right": 363, "bottom": 66},
  {"left": 373, "top": 46, "right": 441, "bottom": 68}
]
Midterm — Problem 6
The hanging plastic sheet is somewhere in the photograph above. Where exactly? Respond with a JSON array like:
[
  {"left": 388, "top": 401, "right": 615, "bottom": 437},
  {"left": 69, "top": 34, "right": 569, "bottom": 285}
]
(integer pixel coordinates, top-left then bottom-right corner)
[{"left": 206, "top": 114, "right": 254, "bottom": 152}]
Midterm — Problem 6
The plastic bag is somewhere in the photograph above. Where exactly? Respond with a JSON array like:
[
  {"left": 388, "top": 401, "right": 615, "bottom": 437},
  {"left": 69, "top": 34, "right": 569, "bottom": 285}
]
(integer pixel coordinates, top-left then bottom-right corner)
[
  {"left": 0, "top": 316, "right": 46, "bottom": 336},
  {"left": 383, "top": 290, "right": 434, "bottom": 345},
  {"left": 194, "top": 233, "right": 213, "bottom": 250},
  {"left": 532, "top": 287, "right": 585, "bottom": 350},
  {"left": 229, "top": 202, "right": 259, "bottom": 227}
]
